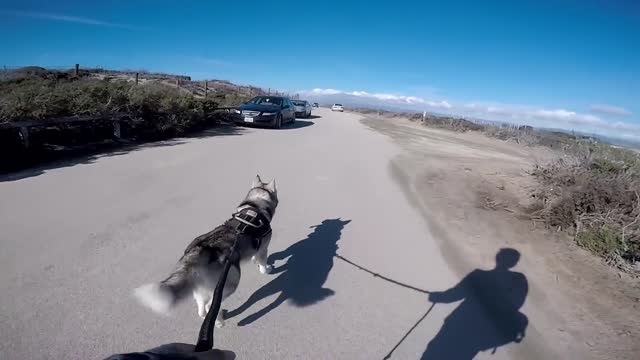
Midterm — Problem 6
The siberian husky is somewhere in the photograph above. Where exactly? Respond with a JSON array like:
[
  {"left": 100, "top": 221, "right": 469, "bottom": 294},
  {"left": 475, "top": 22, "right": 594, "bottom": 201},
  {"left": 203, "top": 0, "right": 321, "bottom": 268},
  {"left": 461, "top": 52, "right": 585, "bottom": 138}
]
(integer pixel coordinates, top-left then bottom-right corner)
[{"left": 134, "top": 175, "right": 278, "bottom": 327}]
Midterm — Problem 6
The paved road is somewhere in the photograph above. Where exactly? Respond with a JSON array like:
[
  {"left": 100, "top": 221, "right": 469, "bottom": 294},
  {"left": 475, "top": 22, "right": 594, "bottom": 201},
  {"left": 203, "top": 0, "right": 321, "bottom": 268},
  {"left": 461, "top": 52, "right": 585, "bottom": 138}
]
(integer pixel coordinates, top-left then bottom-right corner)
[{"left": 0, "top": 108, "right": 516, "bottom": 359}]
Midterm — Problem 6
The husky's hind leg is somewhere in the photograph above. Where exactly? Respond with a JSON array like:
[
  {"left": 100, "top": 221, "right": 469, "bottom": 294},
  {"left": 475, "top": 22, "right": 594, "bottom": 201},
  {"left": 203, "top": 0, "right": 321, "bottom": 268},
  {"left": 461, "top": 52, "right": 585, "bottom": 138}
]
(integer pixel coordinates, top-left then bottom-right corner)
[
  {"left": 193, "top": 287, "right": 212, "bottom": 319},
  {"left": 205, "top": 264, "right": 241, "bottom": 328}
]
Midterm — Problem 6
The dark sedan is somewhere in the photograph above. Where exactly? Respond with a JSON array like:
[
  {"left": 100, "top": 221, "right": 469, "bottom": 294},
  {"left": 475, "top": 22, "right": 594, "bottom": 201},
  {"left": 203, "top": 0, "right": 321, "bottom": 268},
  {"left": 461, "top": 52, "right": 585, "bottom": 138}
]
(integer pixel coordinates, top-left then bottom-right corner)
[{"left": 235, "top": 96, "right": 296, "bottom": 129}]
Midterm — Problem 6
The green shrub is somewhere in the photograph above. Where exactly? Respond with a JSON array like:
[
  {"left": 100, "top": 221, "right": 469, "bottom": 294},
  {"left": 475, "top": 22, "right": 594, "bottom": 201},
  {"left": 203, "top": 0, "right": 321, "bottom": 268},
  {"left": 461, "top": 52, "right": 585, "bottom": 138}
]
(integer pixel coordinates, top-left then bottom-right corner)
[
  {"left": 531, "top": 155, "right": 640, "bottom": 270},
  {"left": 576, "top": 227, "right": 624, "bottom": 258},
  {"left": 0, "top": 77, "right": 223, "bottom": 136},
  {"left": 0, "top": 78, "right": 132, "bottom": 120}
]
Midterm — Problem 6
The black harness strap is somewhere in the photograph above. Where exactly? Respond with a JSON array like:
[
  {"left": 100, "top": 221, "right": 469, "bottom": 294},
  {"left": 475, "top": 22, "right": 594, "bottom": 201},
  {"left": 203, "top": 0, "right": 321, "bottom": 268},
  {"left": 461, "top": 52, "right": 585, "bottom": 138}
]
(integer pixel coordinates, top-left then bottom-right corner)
[
  {"left": 227, "top": 207, "right": 272, "bottom": 250},
  {"left": 194, "top": 206, "right": 271, "bottom": 352}
]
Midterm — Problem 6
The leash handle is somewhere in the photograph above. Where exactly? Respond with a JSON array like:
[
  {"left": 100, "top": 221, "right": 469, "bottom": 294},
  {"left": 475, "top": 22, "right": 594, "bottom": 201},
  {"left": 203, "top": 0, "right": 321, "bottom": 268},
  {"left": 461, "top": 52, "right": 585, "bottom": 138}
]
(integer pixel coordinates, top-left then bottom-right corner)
[{"left": 194, "top": 255, "right": 234, "bottom": 352}]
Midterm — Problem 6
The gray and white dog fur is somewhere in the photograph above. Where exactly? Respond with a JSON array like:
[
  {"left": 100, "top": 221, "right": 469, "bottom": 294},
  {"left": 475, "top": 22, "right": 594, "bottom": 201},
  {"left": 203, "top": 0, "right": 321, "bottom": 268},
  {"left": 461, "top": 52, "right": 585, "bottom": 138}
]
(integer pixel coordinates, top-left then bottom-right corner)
[{"left": 134, "top": 175, "right": 278, "bottom": 328}]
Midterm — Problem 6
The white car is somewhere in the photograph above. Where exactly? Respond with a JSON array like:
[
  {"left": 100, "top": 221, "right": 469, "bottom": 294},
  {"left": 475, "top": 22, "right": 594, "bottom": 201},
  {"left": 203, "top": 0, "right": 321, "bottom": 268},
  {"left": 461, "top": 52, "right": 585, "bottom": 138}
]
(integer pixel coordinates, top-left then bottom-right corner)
[{"left": 331, "top": 104, "right": 344, "bottom": 112}]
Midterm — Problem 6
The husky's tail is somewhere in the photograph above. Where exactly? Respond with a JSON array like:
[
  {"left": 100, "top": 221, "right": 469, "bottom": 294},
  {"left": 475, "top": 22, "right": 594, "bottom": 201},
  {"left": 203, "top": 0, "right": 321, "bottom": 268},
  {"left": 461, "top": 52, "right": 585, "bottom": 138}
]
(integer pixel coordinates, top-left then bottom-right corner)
[{"left": 134, "top": 260, "right": 193, "bottom": 314}]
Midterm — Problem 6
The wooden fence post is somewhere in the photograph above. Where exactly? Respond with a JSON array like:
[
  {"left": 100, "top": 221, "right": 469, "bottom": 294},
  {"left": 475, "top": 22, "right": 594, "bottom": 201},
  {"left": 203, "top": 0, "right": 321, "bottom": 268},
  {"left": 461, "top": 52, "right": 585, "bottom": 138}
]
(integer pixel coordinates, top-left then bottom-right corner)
[
  {"left": 135, "top": 72, "right": 139, "bottom": 85},
  {"left": 268, "top": 88, "right": 271, "bottom": 95},
  {"left": 113, "top": 121, "right": 121, "bottom": 139},
  {"left": 204, "top": 81, "right": 208, "bottom": 98},
  {"left": 19, "top": 127, "right": 30, "bottom": 149},
  {"left": 74, "top": 64, "right": 79, "bottom": 76},
  {"left": 176, "top": 79, "right": 180, "bottom": 88}
]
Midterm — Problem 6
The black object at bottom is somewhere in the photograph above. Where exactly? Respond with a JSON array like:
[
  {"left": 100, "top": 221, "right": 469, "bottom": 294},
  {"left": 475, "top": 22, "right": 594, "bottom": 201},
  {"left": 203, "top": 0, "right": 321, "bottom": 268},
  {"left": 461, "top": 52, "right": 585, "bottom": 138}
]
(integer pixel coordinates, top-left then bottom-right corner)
[{"left": 195, "top": 258, "right": 233, "bottom": 352}]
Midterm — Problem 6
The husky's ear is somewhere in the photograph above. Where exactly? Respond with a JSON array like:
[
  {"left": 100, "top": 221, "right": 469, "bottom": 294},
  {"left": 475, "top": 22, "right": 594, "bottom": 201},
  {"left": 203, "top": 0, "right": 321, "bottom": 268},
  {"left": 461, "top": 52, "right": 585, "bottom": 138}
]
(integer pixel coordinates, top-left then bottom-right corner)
[
  {"left": 252, "top": 174, "right": 263, "bottom": 188},
  {"left": 264, "top": 179, "right": 277, "bottom": 193}
]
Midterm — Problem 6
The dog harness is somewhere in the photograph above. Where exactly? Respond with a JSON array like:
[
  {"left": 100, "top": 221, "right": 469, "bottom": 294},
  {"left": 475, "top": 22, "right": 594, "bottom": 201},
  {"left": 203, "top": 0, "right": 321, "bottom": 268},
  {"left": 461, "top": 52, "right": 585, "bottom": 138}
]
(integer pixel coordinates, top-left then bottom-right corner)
[{"left": 227, "top": 205, "right": 272, "bottom": 250}]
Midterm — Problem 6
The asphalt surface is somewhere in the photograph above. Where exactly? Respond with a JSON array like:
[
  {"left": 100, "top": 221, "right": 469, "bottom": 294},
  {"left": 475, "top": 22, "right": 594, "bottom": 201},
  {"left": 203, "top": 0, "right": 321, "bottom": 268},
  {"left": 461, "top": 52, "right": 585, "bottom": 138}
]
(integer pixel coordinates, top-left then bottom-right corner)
[{"left": 0, "top": 108, "right": 515, "bottom": 359}]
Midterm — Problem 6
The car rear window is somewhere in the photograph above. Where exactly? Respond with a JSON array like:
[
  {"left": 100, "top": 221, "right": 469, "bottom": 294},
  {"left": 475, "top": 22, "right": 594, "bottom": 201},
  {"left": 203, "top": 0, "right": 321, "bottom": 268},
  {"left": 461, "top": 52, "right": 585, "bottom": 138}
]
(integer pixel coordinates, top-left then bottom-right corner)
[
  {"left": 292, "top": 101, "right": 305, "bottom": 106},
  {"left": 334, "top": 104, "right": 343, "bottom": 106},
  {"left": 249, "top": 97, "right": 283, "bottom": 106}
]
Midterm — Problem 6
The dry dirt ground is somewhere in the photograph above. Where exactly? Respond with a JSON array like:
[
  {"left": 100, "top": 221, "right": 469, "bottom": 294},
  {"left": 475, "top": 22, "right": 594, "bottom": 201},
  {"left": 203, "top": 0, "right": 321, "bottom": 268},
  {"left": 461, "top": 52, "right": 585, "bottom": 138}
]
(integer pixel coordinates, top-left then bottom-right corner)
[{"left": 363, "top": 115, "right": 640, "bottom": 360}]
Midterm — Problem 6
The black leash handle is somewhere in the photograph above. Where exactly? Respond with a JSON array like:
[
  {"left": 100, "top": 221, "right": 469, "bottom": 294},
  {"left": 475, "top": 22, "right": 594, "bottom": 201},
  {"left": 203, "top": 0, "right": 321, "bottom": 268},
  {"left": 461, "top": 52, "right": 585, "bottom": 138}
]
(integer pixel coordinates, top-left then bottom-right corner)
[{"left": 194, "top": 250, "right": 236, "bottom": 352}]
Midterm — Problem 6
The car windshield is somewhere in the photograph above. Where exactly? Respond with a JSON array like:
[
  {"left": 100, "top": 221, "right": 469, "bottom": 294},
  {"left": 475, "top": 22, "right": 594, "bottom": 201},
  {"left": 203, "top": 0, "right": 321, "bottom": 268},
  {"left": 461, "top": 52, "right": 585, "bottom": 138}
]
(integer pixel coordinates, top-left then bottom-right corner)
[
  {"left": 248, "top": 97, "right": 283, "bottom": 106},
  {"left": 292, "top": 101, "right": 305, "bottom": 106}
]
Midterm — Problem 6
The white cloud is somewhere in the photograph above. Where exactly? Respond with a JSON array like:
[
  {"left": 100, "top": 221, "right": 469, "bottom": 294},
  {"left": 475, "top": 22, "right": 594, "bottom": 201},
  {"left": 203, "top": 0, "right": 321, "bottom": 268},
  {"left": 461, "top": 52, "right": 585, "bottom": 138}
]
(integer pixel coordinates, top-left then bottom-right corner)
[
  {"left": 590, "top": 104, "right": 631, "bottom": 116},
  {"left": 2, "top": 10, "right": 136, "bottom": 29},
  {"left": 463, "top": 102, "right": 640, "bottom": 135},
  {"left": 311, "top": 88, "right": 342, "bottom": 95},
  {"left": 533, "top": 109, "right": 605, "bottom": 126},
  {"left": 306, "top": 88, "right": 446, "bottom": 106},
  {"left": 426, "top": 100, "right": 452, "bottom": 109}
]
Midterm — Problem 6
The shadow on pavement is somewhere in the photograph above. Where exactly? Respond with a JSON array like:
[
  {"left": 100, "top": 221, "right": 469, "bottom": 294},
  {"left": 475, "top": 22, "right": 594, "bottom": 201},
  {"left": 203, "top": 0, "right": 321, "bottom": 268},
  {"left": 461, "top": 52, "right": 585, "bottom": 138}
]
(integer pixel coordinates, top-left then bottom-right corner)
[
  {"left": 226, "top": 218, "right": 351, "bottom": 326},
  {"left": 422, "top": 248, "right": 529, "bottom": 359},
  {"left": 0, "top": 124, "right": 243, "bottom": 182},
  {"left": 285, "top": 120, "right": 315, "bottom": 129},
  {"left": 236, "top": 119, "right": 314, "bottom": 130}
]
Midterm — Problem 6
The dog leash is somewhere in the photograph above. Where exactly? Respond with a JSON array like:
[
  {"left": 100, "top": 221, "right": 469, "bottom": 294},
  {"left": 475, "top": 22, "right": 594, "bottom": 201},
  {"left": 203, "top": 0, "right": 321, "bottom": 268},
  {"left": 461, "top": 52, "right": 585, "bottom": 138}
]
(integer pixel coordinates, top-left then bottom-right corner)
[
  {"left": 334, "top": 254, "right": 438, "bottom": 360},
  {"left": 194, "top": 239, "right": 239, "bottom": 352},
  {"left": 383, "top": 302, "right": 436, "bottom": 360},
  {"left": 194, "top": 207, "right": 268, "bottom": 352},
  {"left": 335, "top": 254, "right": 431, "bottom": 294}
]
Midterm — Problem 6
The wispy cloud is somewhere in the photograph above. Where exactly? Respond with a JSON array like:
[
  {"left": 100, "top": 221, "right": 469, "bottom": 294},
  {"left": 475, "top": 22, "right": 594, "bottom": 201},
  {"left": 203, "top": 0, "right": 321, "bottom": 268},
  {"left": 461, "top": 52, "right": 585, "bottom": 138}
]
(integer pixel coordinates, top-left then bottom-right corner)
[
  {"left": 426, "top": 100, "right": 452, "bottom": 109},
  {"left": 310, "top": 88, "right": 343, "bottom": 95},
  {"left": 590, "top": 104, "right": 631, "bottom": 116},
  {"left": 464, "top": 102, "right": 640, "bottom": 134},
  {"left": 2, "top": 10, "right": 137, "bottom": 29},
  {"left": 306, "top": 88, "right": 449, "bottom": 107}
]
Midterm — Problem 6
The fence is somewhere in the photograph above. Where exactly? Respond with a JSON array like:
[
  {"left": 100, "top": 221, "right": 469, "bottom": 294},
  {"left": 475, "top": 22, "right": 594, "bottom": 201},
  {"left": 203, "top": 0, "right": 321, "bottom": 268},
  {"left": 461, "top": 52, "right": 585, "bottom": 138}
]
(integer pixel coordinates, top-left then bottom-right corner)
[
  {"left": 1, "top": 64, "right": 308, "bottom": 147},
  {"left": 1, "top": 64, "right": 304, "bottom": 100},
  {"left": 0, "top": 64, "right": 302, "bottom": 100}
]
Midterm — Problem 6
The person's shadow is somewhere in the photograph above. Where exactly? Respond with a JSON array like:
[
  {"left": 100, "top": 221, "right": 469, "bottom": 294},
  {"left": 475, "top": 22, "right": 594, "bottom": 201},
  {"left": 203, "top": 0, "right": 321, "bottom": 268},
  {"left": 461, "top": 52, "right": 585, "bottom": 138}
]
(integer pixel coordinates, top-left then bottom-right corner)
[
  {"left": 226, "top": 218, "right": 351, "bottom": 326},
  {"left": 422, "top": 248, "right": 529, "bottom": 359}
]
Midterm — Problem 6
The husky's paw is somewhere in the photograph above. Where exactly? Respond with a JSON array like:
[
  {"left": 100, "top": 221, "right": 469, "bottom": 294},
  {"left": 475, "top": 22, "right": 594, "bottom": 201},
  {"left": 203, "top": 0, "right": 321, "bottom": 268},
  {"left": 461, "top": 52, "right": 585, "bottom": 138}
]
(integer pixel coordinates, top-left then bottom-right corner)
[{"left": 258, "top": 264, "right": 272, "bottom": 274}]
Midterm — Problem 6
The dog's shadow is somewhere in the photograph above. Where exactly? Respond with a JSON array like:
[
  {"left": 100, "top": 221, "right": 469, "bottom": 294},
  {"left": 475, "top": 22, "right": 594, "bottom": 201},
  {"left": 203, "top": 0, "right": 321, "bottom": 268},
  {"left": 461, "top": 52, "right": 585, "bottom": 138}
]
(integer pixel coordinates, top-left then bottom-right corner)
[{"left": 226, "top": 218, "right": 351, "bottom": 326}]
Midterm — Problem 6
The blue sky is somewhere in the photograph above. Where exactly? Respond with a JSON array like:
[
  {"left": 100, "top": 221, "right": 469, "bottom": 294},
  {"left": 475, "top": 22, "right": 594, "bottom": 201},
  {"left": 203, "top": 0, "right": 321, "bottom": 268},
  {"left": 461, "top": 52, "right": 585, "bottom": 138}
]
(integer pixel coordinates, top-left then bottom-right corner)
[{"left": 1, "top": 0, "right": 638, "bottom": 138}]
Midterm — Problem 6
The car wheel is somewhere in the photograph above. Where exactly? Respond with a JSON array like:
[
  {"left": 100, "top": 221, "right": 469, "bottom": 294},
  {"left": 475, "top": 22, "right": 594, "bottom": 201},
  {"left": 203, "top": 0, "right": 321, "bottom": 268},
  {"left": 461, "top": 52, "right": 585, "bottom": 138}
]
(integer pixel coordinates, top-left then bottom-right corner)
[{"left": 275, "top": 115, "right": 282, "bottom": 129}]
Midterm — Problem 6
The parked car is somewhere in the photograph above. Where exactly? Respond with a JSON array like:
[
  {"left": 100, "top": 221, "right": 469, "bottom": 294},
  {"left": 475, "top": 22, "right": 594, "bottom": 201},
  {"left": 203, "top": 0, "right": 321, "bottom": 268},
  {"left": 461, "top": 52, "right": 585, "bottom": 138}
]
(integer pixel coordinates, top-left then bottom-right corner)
[
  {"left": 292, "top": 100, "right": 312, "bottom": 118},
  {"left": 331, "top": 104, "right": 344, "bottom": 112},
  {"left": 312, "top": 102, "right": 319, "bottom": 108},
  {"left": 235, "top": 96, "right": 296, "bottom": 128}
]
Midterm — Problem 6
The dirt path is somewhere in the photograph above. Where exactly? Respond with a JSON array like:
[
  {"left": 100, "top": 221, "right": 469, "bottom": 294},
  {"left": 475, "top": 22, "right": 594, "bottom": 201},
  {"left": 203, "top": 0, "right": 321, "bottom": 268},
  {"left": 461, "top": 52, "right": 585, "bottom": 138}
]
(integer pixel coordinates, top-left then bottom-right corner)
[{"left": 364, "top": 115, "right": 640, "bottom": 360}]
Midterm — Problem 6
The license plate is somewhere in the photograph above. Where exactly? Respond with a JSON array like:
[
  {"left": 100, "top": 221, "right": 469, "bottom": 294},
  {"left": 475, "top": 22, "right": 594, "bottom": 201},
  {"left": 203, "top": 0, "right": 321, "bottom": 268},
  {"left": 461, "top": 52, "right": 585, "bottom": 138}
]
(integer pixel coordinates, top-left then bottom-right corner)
[{"left": 244, "top": 117, "right": 254, "bottom": 123}]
